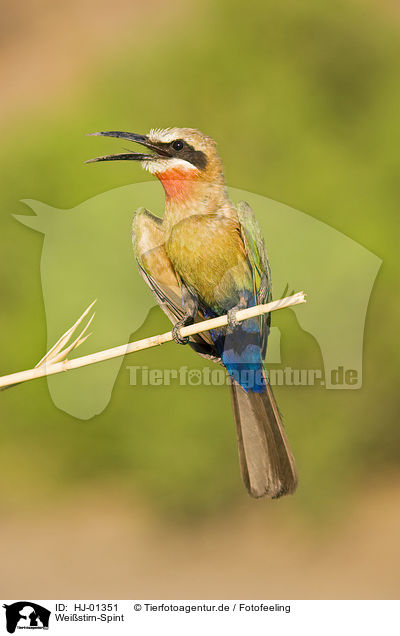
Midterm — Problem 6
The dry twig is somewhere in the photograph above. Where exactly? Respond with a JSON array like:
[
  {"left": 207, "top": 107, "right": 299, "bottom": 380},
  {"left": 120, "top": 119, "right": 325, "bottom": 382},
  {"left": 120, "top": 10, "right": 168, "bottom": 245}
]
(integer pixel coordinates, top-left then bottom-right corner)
[{"left": 0, "top": 292, "right": 306, "bottom": 390}]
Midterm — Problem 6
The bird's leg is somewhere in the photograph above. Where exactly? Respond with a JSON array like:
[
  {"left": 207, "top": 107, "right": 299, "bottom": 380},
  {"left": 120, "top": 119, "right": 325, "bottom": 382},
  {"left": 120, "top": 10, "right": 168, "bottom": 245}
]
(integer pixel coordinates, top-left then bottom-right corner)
[
  {"left": 172, "top": 285, "right": 199, "bottom": 345},
  {"left": 227, "top": 295, "right": 248, "bottom": 333}
]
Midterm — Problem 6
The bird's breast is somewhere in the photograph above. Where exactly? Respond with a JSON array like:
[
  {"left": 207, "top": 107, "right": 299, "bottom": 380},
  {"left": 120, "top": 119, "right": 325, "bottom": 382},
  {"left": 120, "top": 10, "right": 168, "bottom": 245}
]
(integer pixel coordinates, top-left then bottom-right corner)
[{"left": 165, "top": 214, "right": 252, "bottom": 311}]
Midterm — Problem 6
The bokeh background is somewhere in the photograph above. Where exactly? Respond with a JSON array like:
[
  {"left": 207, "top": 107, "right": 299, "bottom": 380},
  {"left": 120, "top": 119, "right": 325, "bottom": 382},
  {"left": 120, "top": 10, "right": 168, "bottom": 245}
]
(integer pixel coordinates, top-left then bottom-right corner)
[{"left": 0, "top": 0, "right": 399, "bottom": 598}]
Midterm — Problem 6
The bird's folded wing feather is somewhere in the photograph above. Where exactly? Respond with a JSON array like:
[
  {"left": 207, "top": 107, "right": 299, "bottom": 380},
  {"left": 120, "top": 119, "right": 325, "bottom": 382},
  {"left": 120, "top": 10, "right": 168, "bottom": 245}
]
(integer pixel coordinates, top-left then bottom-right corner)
[
  {"left": 236, "top": 200, "right": 272, "bottom": 356},
  {"left": 132, "top": 208, "right": 219, "bottom": 362}
]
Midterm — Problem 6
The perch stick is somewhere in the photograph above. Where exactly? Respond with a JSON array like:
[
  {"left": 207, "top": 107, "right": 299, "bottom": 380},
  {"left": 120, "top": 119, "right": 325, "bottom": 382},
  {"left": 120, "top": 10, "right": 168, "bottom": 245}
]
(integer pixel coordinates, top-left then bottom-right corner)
[{"left": 0, "top": 291, "right": 306, "bottom": 390}]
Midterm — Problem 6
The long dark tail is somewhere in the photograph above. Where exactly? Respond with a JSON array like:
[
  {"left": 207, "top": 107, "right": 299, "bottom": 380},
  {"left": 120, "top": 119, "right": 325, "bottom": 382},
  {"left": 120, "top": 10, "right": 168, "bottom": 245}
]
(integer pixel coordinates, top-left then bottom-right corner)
[{"left": 230, "top": 378, "right": 298, "bottom": 498}]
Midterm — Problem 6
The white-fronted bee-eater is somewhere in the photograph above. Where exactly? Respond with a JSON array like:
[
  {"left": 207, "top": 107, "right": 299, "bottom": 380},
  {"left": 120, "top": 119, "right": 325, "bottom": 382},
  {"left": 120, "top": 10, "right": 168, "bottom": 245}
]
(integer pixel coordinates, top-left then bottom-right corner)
[{"left": 87, "top": 127, "right": 297, "bottom": 498}]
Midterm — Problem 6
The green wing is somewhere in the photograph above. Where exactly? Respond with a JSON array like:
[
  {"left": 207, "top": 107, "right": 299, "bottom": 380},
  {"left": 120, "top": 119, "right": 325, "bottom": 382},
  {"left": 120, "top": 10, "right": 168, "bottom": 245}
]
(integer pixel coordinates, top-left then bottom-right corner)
[{"left": 236, "top": 201, "right": 272, "bottom": 357}]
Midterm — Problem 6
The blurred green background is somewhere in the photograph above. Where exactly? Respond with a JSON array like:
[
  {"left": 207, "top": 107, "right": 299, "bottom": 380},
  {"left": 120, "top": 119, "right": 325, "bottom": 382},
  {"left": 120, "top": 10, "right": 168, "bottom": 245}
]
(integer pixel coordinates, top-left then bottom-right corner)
[{"left": 0, "top": 0, "right": 399, "bottom": 598}]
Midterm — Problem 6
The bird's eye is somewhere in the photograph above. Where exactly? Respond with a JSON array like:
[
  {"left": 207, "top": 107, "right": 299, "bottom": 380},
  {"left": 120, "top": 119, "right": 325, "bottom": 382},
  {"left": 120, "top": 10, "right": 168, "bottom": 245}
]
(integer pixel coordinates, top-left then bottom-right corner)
[{"left": 172, "top": 139, "right": 184, "bottom": 151}]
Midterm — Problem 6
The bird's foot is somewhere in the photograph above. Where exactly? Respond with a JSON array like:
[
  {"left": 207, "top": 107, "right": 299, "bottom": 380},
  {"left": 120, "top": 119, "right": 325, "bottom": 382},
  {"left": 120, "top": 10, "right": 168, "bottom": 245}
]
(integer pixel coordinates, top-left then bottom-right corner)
[
  {"left": 227, "top": 297, "right": 248, "bottom": 333},
  {"left": 172, "top": 316, "right": 194, "bottom": 345},
  {"left": 227, "top": 308, "right": 239, "bottom": 333}
]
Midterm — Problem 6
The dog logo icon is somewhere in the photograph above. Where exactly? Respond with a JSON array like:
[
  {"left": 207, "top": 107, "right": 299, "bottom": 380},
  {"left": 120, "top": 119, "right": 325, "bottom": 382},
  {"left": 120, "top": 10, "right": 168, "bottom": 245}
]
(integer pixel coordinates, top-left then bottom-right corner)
[{"left": 2, "top": 602, "right": 50, "bottom": 633}]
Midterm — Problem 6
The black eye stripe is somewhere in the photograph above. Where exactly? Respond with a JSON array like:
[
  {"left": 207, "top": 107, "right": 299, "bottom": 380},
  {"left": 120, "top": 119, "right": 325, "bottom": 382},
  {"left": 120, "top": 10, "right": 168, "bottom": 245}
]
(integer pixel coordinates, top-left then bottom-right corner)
[
  {"left": 157, "top": 140, "right": 208, "bottom": 170},
  {"left": 186, "top": 148, "right": 208, "bottom": 170}
]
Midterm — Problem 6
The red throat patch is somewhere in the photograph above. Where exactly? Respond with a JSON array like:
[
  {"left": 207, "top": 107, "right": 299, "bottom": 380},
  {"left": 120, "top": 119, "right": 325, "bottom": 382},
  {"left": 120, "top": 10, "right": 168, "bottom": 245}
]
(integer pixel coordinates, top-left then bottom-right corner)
[{"left": 155, "top": 166, "right": 200, "bottom": 203}]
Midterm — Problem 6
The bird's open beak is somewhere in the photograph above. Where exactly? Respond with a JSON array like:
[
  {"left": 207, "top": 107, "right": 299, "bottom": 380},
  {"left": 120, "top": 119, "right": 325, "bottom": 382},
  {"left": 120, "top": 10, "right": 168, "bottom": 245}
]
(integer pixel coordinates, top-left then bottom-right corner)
[{"left": 85, "top": 131, "right": 171, "bottom": 163}]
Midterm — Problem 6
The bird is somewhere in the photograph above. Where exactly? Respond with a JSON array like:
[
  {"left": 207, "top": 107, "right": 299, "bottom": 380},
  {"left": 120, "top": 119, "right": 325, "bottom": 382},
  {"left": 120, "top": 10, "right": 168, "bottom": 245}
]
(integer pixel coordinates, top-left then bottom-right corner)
[{"left": 87, "top": 127, "right": 297, "bottom": 498}]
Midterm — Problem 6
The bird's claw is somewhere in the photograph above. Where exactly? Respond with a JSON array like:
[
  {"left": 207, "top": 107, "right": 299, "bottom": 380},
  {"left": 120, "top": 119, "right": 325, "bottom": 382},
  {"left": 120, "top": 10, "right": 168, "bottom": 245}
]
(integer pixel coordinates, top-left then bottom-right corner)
[
  {"left": 172, "top": 325, "right": 189, "bottom": 345},
  {"left": 172, "top": 317, "right": 193, "bottom": 345},
  {"left": 227, "top": 308, "right": 239, "bottom": 333}
]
